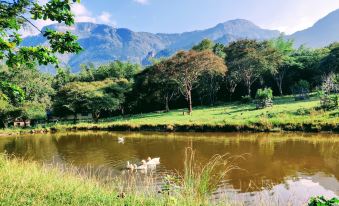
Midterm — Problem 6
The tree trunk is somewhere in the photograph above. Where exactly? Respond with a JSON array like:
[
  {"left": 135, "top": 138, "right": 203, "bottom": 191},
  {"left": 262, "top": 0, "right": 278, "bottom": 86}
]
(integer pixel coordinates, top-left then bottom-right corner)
[
  {"left": 165, "top": 96, "right": 170, "bottom": 112},
  {"left": 1, "top": 120, "right": 8, "bottom": 129},
  {"left": 187, "top": 90, "right": 193, "bottom": 115},
  {"left": 247, "top": 85, "right": 251, "bottom": 97},
  {"left": 73, "top": 113, "right": 77, "bottom": 124},
  {"left": 92, "top": 112, "right": 100, "bottom": 123},
  {"left": 275, "top": 75, "right": 283, "bottom": 96},
  {"left": 278, "top": 82, "right": 283, "bottom": 96}
]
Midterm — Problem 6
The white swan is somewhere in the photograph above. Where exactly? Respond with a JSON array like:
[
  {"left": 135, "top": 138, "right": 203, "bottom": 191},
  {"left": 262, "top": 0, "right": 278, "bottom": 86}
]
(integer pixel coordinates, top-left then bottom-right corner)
[
  {"left": 135, "top": 160, "right": 148, "bottom": 170},
  {"left": 147, "top": 157, "right": 160, "bottom": 165}
]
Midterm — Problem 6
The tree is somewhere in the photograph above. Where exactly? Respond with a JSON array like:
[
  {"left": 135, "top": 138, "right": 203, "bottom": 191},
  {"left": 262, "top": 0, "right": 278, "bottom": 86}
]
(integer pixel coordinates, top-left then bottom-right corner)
[
  {"left": 0, "top": 99, "right": 21, "bottom": 128},
  {"left": 0, "top": 0, "right": 82, "bottom": 69},
  {"left": 21, "top": 102, "right": 46, "bottom": 127},
  {"left": 319, "top": 43, "right": 339, "bottom": 75},
  {"left": 53, "top": 79, "right": 130, "bottom": 122},
  {"left": 269, "top": 36, "right": 297, "bottom": 96},
  {"left": 0, "top": 81, "right": 24, "bottom": 128},
  {"left": 213, "top": 43, "right": 226, "bottom": 59},
  {"left": 0, "top": 65, "right": 54, "bottom": 107},
  {"left": 192, "top": 39, "right": 214, "bottom": 51},
  {"left": 164, "top": 50, "right": 227, "bottom": 114},
  {"left": 94, "top": 61, "right": 141, "bottom": 81},
  {"left": 52, "top": 67, "right": 74, "bottom": 90},
  {"left": 225, "top": 40, "right": 272, "bottom": 97},
  {"left": 224, "top": 66, "right": 241, "bottom": 101}
]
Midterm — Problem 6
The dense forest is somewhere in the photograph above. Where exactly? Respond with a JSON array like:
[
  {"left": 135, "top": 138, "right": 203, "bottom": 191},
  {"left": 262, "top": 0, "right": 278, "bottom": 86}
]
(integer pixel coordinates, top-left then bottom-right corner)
[{"left": 0, "top": 37, "right": 338, "bottom": 128}]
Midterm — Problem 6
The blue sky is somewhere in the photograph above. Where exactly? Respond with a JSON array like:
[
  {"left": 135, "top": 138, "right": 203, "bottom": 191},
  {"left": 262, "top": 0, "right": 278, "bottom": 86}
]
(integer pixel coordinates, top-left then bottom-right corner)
[{"left": 30, "top": 0, "right": 339, "bottom": 36}]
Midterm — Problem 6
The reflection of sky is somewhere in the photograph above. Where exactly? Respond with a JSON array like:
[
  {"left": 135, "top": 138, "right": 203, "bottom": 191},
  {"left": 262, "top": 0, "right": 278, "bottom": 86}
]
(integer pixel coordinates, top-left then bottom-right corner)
[{"left": 223, "top": 173, "right": 339, "bottom": 205}]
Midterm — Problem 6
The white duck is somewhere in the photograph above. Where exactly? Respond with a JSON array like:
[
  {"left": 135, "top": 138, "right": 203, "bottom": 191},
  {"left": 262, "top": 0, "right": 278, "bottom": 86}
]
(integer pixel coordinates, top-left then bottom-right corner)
[
  {"left": 118, "top": 137, "right": 125, "bottom": 143},
  {"left": 147, "top": 157, "right": 160, "bottom": 165},
  {"left": 126, "top": 161, "right": 134, "bottom": 170},
  {"left": 135, "top": 160, "right": 148, "bottom": 170}
]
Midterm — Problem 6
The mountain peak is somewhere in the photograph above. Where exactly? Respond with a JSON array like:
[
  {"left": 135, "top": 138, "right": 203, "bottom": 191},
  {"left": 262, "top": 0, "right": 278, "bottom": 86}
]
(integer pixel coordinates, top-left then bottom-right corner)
[
  {"left": 289, "top": 8, "right": 339, "bottom": 48},
  {"left": 24, "top": 19, "right": 281, "bottom": 72}
]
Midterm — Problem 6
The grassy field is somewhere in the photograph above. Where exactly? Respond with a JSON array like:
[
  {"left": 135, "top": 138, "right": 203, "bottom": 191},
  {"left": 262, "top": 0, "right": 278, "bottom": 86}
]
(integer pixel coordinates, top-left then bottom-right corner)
[
  {"left": 57, "top": 95, "right": 338, "bottom": 132},
  {"left": 1, "top": 95, "right": 338, "bottom": 134}
]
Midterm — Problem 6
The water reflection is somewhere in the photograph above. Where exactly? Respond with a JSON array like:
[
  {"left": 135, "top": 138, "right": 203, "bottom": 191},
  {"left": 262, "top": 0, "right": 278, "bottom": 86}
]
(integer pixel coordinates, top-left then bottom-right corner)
[{"left": 0, "top": 132, "right": 338, "bottom": 204}]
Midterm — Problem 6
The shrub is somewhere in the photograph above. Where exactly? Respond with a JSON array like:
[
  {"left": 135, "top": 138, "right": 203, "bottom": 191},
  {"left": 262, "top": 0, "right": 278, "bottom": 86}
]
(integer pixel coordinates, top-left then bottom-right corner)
[
  {"left": 255, "top": 88, "right": 273, "bottom": 109},
  {"left": 320, "top": 95, "right": 338, "bottom": 111},
  {"left": 308, "top": 196, "right": 339, "bottom": 206},
  {"left": 295, "top": 108, "right": 311, "bottom": 116}
]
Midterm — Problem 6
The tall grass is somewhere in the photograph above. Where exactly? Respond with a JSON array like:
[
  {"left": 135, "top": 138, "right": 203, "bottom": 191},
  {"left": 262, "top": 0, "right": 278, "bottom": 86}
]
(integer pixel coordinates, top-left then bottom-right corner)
[{"left": 0, "top": 148, "right": 245, "bottom": 206}]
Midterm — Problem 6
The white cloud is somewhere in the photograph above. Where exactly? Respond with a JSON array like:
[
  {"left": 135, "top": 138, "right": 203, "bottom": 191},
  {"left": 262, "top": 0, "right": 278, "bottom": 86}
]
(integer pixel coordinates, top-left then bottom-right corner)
[
  {"left": 71, "top": 3, "right": 96, "bottom": 23},
  {"left": 20, "top": 3, "right": 116, "bottom": 37},
  {"left": 98, "top": 11, "right": 117, "bottom": 26},
  {"left": 133, "top": 0, "right": 149, "bottom": 5},
  {"left": 258, "top": 0, "right": 339, "bottom": 34}
]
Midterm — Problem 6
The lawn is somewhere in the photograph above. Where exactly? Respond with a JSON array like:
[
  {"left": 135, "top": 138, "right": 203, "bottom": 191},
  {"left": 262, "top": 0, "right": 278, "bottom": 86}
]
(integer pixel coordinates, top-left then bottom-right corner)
[{"left": 62, "top": 95, "right": 338, "bottom": 132}]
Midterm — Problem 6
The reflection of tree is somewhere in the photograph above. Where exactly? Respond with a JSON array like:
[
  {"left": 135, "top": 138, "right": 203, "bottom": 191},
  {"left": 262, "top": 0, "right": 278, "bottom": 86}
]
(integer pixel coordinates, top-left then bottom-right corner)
[{"left": 1, "top": 135, "right": 58, "bottom": 161}]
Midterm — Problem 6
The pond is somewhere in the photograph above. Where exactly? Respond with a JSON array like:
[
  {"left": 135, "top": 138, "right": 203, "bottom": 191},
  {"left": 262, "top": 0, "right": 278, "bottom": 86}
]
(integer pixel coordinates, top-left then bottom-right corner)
[{"left": 0, "top": 132, "right": 338, "bottom": 205}]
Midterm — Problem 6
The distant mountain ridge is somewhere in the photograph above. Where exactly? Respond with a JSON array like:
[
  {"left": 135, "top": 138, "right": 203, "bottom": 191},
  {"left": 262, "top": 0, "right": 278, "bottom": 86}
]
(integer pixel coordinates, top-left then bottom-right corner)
[
  {"left": 288, "top": 9, "right": 339, "bottom": 48},
  {"left": 22, "top": 19, "right": 280, "bottom": 72},
  {"left": 22, "top": 9, "right": 339, "bottom": 72}
]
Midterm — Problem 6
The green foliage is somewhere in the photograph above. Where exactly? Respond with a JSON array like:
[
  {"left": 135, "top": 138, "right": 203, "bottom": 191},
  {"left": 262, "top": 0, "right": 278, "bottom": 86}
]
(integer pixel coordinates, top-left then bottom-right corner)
[
  {"left": 21, "top": 102, "right": 46, "bottom": 121},
  {"left": 0, "top": 0, "right": 82, "bottom": 68},
  {"left": 255, "top": 88, "right": 273, "bottom": 109},
  {"left": 308, "top": 196, "right": 339, "bottom": 206},
  {"left": 53, "top": 79, "right": 131, "bottom": 122},
  {"left": 256, "top": 88, "right": 273, "bottom": 101},
  {"left": 295, "top": 80, "right": 310, "bottom": 91},
  {"left": 191, "top": 39, "right": 215, "bottom": 51},
  {"left": 0, "top": 81, "right": 25, "bottom": 106}
]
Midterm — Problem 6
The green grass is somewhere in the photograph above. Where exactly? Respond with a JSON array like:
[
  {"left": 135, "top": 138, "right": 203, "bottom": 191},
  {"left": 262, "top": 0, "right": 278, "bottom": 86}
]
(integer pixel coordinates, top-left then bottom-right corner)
[
  {"left": 0, "top": 152, "right": 240, "bottom": 206},
  {"left": 58, "top": 96, "right": 339, "bottom": 132},
  {"left": 1, "top": 95, "right": 338, "bottom": 134}
]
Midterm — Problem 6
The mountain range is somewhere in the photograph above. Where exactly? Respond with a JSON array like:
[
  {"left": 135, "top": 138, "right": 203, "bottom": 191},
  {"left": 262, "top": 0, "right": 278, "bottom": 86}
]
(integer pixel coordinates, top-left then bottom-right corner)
[{"left": 22, "top": 9, "right": 339, "bottom": 72}]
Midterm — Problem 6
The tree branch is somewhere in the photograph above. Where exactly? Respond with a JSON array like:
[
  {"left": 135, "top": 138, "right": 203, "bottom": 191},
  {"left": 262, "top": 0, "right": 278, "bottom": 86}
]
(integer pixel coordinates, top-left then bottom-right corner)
[{"left": 20, "top": 15, "right": 42, "bottom": 33}]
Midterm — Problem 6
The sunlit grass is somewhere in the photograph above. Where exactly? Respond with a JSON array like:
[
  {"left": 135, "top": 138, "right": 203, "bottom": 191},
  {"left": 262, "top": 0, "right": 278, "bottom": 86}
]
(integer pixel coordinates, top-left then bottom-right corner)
[
  {"left": 0, "top": 151, "right": 241, "bottom": 206},
  {"left": 1, "top": 95, "right": 338, "bottom": 134},
  {"left": 59, "top": 96, "right": 338, "bottom": 132}
]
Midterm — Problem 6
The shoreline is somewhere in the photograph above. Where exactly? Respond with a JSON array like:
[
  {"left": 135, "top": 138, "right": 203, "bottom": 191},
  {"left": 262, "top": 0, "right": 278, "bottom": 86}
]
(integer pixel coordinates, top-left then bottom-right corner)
[{"left": 1, "top": 121, "right": 338, "bottom": 137}]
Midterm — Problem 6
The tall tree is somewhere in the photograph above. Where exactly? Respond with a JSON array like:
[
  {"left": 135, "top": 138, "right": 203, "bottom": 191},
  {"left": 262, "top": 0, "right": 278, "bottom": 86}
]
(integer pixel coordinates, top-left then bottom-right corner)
[
  {"left": 269, "top": 36, "right": 297, "bottom": 96},
  {"left": 226, "top": 40, "right": 272, "bottom": 96},
  {"left": 164, "top": 50, "right": 227, "bottom": 114},
  {"left": 0, "top": 0, "right": 82, "bottom": 69}
]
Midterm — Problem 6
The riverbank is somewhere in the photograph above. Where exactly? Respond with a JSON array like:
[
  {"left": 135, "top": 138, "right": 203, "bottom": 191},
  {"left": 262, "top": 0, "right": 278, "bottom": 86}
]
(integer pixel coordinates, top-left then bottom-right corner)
[{"left": 1, "top": 96, "right": 338, "bottom": 135}]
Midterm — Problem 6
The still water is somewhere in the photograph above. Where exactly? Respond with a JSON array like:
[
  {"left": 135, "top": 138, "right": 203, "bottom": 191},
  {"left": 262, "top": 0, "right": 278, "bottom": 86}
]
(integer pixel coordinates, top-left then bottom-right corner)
[{"left": 0, "top": 132, "right": 338, "bottom": 205}]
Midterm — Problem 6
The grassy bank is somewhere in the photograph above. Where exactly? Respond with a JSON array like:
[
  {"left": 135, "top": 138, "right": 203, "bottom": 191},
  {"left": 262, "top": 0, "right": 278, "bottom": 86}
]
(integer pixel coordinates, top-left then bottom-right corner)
[
  {"left": 1, "top": 96, "right": 338, "bottom": 135},
  {"left": 0, "top": 151, "right": 241, "bottom": 206}
]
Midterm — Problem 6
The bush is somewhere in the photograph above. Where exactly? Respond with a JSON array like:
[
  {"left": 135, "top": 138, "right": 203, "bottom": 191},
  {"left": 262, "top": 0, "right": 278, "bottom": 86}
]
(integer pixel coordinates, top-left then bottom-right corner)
[
  {"left": 255, "top": 88, "right": 273, "bottom": 109},
  {"left": 308, "top": 196, "right": 339, "bottom": 206},
  {"left": 320, "top": 95, "right": 338, "bottom": 111}
]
